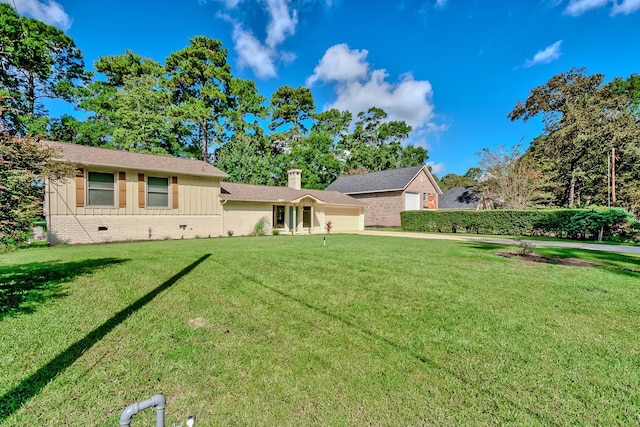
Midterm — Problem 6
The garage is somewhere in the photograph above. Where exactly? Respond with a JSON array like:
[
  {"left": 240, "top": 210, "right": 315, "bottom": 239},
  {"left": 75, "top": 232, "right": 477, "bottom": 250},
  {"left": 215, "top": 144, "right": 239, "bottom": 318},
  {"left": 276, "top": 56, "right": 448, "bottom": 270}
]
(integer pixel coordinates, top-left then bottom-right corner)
[
  {"left": 325, "top": 206, "right": 363, "bottom": 232},
  {"left": 404, "top": 192, "right": 420, "bottom": 211}
]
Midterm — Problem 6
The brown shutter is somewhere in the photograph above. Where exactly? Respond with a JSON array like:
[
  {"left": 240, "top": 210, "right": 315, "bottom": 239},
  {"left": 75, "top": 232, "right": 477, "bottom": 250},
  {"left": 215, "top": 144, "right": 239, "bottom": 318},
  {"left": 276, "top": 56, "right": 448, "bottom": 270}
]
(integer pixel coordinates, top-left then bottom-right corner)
[
  {"left": 138, "top": 173, "right": 145, "bottom": 208},
  {"left": 75, "top": 169, "right": 85, "bottom": 207},
  {"left": 119, "top": 172, "right": 126, "bottom": 208},
  {"left": 172, "top": 176, "right": 178, "bottom": 209}
]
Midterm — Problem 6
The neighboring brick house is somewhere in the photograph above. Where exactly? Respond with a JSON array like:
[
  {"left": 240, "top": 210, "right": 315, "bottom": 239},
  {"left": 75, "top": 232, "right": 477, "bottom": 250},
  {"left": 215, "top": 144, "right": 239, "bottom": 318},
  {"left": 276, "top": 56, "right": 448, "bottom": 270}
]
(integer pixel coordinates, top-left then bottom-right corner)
[
  {"left": 45, "top": 142, "right": 228, "bottom": 244},
  {"left": 325, "top": 165, "right": 442, "bottom": 227},
  {"left": 220, "top": 170, "right": 365, "bottom": 236}
]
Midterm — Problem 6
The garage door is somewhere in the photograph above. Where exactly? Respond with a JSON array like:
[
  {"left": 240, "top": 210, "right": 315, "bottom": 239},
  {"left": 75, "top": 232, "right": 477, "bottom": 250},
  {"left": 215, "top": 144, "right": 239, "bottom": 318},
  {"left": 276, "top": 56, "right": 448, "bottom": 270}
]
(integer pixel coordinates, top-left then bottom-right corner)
[
  {"left": 325, "top": 207, "right": 362, "bottom": 231},
  {"left": 404, "top": 192, "right": 420, "bottom": 211}
]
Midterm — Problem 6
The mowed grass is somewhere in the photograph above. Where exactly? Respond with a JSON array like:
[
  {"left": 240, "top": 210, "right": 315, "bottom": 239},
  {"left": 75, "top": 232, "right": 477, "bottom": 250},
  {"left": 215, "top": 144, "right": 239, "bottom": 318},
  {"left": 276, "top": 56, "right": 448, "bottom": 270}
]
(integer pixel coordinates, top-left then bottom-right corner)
[{"left": 1, "top": 235, "right": 639, "bottom": 426}]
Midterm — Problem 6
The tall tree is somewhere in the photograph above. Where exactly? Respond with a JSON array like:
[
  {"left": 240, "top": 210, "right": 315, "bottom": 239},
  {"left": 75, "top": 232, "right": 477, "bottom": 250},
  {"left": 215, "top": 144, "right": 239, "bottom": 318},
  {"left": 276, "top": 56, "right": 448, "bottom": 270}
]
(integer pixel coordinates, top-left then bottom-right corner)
[
  {"left": 438, "top": 168, "right": 481, "bottom": 192},
  {"left": 340, "top": 107, "right": 425, "bottom": 172},
  {"left": 475, "top": 145, "right": 551, "bottom": 209},
  {"left": 284, "top": 131, "right": 344, "bottom": 189},
  {"left": 76, "top": 50, "right": 184, "bottom": 154},
  {"left": 0, "top": 4, "right": 88, "bottom": 134},
  {"left": 165, "top": 36, "right": 234, "bottom": 161},
  {"left": 509, "top": 67, "right": 640, "bottom": 208},
  {"left": 269, "top": 85, "right": 315, "bottom": 149}
]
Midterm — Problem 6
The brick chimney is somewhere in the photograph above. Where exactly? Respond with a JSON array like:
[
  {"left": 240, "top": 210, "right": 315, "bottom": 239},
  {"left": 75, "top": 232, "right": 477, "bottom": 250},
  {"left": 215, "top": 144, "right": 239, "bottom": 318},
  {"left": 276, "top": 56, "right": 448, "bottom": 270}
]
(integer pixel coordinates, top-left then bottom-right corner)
[{"left": 287, "top": 169, "right": 302, "bottom": 190}]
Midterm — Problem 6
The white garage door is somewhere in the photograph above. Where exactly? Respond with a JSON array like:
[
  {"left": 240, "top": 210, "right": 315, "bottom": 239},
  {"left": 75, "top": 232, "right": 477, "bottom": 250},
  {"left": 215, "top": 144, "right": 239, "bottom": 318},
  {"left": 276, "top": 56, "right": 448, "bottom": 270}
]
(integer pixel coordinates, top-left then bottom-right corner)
[{"left": 404, "top": 192, "right": 420, "bottom": 211}]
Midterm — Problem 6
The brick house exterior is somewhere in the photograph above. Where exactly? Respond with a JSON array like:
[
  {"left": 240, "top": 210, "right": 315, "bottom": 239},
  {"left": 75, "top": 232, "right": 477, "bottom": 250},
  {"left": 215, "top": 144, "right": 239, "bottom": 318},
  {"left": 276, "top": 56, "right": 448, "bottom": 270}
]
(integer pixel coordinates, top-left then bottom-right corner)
[{"left": 326, "top": 165, "right": 442, "bottom": 227}]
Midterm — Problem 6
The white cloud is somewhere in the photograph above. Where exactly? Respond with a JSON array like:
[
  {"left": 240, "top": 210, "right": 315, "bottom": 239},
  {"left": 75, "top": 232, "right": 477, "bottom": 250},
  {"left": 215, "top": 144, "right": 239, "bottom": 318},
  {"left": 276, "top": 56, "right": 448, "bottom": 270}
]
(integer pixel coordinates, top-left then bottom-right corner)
[
  {"left": 611, "top": 0, "right": 640, "bottom": 15},
  {"left": 265, "top": 0, "right": 298, "bottom": 48},
  {"left": 523, "top": 40, "right": 562, "bottom": 67},
  {"left": 217, "top": 0, "right": 301, "bottom": 78},
  {"left": 3, "top": 0, "right": 72, "bottom": 30},
  {"left": 426, "top": 161, "right": 446, "bottom": 175},
  {"left": 434, "top": 0, "right": 449, "bottom": 9},
  {"left": 564, "top": 0, "right": 608, "bottom": 15},
  {"left": 231, "top": 23, "right": 278, "bottom": 78},
  {"left": 306, "top": 44, "right": 369, "bottom": 86},
  {"left": 307, "top": 44, "right": 440, "bottom": 136}
]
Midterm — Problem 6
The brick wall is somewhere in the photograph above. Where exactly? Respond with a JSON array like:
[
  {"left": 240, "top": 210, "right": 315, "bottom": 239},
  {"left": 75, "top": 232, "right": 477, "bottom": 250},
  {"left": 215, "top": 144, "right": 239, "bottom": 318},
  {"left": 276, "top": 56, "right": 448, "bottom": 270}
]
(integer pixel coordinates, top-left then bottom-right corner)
[
  {"left": 351, "top": 191, "right": 403, "bottom": 227},
  {"left": 47, "top": 215, "right": 223, "bottom": 245},
  {"left": 349, "top": 169, "right": 441, "bottom": 227}
]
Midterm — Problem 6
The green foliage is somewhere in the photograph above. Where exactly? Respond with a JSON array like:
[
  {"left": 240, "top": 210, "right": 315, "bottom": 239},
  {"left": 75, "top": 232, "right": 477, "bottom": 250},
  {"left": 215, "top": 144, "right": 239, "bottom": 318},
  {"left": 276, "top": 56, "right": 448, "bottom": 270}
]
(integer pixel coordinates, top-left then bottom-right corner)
[
  {"left": 401, "top": 207, "right": 637, "bottom": 241},
  {"left": 0, "top": 4, "right": 89, "bottom": 134},
  {"left": 269, "top": 85, "right": 315, "bottom": 136},
  {"left": 437, "top": 168, "right": 480, "bottom": 192},
  {"left": 164, "top": 36, "right": 234, "bottom": 161},
  {"left": 339, "top": 107, "right": 427, "bottom": 174},
  {"left": 510, "top": 68, "right": 640, "bottom": 211},
  {"left": 250, "top": 216, "right": 268, "bottom": 236},
  {"left": 475, "top": 145, "right": 552, "bottom": 209},
  {"left": 0, "top": 133, "right": 72, "bottom": 251}
]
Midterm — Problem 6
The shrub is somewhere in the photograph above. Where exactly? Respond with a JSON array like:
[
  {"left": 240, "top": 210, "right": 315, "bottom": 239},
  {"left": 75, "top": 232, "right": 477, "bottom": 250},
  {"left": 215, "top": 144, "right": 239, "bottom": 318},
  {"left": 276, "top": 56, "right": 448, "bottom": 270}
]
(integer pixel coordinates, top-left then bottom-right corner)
[
  {"left": 325, "top": 221, "right": 333, "bottom": 234},
  {"left": 401, "top": 208, "right": 638, "bottom": 242},
  {"left": 227, "top": 230, "right": 234, "bottom": 237},
  {"left": 251, "top": 217, "right": 267, "bottom": 236},
  {"left": 272, "top": 228, "right": 280, "bottom": 236}
]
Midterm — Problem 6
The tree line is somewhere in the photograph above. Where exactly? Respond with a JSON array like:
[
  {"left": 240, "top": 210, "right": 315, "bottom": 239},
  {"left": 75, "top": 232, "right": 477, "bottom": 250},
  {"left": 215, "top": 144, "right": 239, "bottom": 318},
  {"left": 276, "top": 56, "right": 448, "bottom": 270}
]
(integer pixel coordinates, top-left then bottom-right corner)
[
  {"left": 0, "top": 4, "right": 427, "bottom": 190},
  {"left": 2, "top": 4, "right": 639, "bottom": 212},
  {"left": 438, "top": 68, "right": 640, "bottom": 215}
]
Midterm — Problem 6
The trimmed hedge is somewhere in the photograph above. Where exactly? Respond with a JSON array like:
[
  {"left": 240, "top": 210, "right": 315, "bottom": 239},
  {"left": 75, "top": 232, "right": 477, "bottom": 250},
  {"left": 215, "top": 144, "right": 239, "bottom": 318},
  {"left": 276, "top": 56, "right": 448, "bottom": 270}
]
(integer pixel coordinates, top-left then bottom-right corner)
[{"left": 401, "top": 208, "right": 639, "bottom": 241}]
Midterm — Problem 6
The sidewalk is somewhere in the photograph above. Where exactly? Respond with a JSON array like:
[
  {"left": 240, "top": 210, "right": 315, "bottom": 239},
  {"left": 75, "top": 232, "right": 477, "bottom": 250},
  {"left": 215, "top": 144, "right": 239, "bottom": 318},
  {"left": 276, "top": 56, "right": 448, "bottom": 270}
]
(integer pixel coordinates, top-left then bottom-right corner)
[{"left": 351, "top": 230, "right": 640, "bottom": 254}]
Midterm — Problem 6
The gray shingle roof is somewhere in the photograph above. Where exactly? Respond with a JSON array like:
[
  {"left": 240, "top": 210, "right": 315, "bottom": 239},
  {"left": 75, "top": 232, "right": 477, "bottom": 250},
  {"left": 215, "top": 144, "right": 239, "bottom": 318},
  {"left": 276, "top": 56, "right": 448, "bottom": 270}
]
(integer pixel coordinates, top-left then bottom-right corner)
[
  {"left": 46, "top": 141, "right": 228, "bottom": 178},
  {"left": 438, "top": 186, "right": 480, "bottom": 210},
  {"left": 220, "top": 182, "right": 366, "bottom": 206},
  {"left": 325, "top": 165, "right": 433, "bottom": 194}
]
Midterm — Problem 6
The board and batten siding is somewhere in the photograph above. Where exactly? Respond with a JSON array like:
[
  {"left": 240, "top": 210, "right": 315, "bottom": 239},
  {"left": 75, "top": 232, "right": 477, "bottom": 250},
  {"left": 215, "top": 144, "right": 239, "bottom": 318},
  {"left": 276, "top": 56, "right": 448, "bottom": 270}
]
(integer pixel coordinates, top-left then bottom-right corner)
[
  {"left": 47, "top": 169, "right": 222, "bottom": 216},
  {"left": 45, "top": 168, "right": 224, "bottom": 244}
]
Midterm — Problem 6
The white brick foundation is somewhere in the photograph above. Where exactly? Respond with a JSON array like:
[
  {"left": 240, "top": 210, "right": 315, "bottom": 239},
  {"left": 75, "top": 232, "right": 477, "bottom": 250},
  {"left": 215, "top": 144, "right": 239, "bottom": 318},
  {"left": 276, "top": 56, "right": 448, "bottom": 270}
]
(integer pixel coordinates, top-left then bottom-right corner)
[{"left": 47, "top": 215, "right": 223, "bottom": 245}]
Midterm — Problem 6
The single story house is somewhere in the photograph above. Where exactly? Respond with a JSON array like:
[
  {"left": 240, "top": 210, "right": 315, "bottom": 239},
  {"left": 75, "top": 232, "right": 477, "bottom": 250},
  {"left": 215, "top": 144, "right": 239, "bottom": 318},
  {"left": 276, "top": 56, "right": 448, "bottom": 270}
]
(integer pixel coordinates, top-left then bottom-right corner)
[
  {"left": 325, "top": 165, "right": 442, "bottom": 227},
  {"left": 438, "top": 186, "right": 482, "bottom": 210},
  {"left": 220, "top": 170, "right": 365, "bottom": 236},
  {"left": 44, "top": 143, "right": 365, "bottom": 244}
]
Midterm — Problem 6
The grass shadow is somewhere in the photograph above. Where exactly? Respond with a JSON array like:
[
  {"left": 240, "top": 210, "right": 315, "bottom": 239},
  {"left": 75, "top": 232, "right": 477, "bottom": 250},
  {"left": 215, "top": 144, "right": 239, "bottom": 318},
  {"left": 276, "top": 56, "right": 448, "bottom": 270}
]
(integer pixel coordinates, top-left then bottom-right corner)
[
  {"left": 235, "top": 268, "right": 555, "bottom": 426},
  {"left": 461, "top": 242, "right": 510, "bottom": 252},
  {"left": 534, "top": 247, "right": 640, "bottom": 277},
  {"left": 463, "top": 242, "right": 640, "bottom": 277},
  {"left": 0, "top": 258, "right": 128, "bottom": 321},
  {"left": 0, "top": 253, "right": 211, "bottom": 423}
]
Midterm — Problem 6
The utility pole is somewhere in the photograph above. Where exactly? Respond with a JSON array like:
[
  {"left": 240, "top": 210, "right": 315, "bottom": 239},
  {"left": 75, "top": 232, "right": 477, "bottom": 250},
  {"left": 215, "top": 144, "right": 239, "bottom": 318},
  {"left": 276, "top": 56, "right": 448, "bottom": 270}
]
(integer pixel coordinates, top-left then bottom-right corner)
[
  {"left": 607, "top": 154, "right": 611, "bottom": 207},
  {"left": 611, "top": 147, "right": 616, "bottom": 206}
]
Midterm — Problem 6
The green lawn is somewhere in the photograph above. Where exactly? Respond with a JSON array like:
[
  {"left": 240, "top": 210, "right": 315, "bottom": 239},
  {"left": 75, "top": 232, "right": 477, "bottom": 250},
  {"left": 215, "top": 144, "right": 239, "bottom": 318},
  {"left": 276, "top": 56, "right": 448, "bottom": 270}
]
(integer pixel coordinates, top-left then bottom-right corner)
[{"left": 1, "top": 235, "right": 639, "bottom": 425}]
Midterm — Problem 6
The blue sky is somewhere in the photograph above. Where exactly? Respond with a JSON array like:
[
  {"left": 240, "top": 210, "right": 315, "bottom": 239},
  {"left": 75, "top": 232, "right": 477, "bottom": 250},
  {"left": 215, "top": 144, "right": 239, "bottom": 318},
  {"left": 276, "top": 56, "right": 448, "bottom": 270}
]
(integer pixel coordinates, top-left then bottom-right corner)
[{"left": 5, "top": 0, "right": 640, "bottom": 175}]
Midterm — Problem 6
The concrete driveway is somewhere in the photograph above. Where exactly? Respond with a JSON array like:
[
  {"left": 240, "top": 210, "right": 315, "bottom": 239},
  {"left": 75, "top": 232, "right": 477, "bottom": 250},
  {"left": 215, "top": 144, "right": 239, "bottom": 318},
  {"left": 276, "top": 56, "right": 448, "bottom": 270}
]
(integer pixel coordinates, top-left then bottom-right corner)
[{"left": 352, "top": 230, "right": 640, "bottom": 255}]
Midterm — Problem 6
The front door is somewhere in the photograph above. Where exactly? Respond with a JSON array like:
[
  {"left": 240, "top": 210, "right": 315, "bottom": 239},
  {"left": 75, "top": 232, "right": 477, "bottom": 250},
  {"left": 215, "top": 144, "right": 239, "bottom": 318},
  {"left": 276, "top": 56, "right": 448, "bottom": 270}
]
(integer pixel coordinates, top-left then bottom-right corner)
[{"left": 303, "top": 206, "right": 312, "bottom": 228}]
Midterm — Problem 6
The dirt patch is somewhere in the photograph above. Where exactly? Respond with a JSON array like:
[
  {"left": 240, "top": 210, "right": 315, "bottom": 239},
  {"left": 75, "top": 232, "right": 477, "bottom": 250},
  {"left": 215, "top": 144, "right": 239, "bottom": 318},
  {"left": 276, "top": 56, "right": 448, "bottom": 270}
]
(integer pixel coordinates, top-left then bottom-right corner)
[
  {"left": 497, "top": 252, "right": 600, "bottom": 267},
  {"left": 188, "top": 317, "right": 208, "bottom": 328}
]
